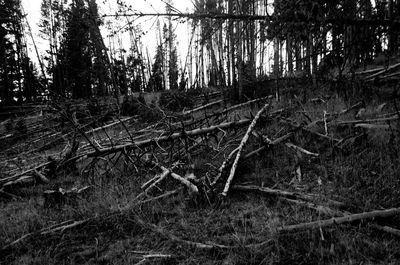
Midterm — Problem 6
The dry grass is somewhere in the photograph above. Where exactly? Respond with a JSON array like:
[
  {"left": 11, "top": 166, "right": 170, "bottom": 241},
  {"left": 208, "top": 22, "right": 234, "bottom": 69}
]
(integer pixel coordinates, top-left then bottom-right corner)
[{"left": 1, "top": 82, "right": 400, "bottom": 264}]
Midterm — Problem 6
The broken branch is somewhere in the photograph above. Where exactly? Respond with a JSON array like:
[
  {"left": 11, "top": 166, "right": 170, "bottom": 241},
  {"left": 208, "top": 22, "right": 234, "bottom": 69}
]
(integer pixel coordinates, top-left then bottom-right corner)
[
  {"left": 279, "top": 207, "right": 400, "bottom": 232},
  {"left": 222, "top": 102, "right": 270, "bottom": 196}
]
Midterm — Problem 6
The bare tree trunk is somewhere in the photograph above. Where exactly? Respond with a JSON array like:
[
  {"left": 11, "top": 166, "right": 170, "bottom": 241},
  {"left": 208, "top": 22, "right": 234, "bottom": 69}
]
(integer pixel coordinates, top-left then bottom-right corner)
[
  {"left": 249, "top": 0, "right": 256, "bottom": 79},
  {"left": 226, "top": 22, "right": 231, "bottom": 87},
  {"left": 229, "top": 0, "right": 236, "bottom": 97},
  {"left": 273, "top": 39, "right": 280, "bottom": 77},
  {"left": 344, "top": 0, "right": 357, "bottom": 66},
  {"left": 237, "top": 20, "right": 243, "bottom": 101},
  {"left": 218, "top": 21, "right": 226, "bottom": 86},
  {"left": 207, "top": 39, "right": 219, "bottom": 87},
  {"left": 188, "top": 22, "right": 193, "bottom": 89},
  {"left": 305, "top": 38, "right": 311, "bottom": 76},
  {"left": 287, "top": 36, "right": 293, "bottom": 76},
  {"left": 388, "top": 0, "right": 399, "bottom": 55},
  {"left": 311, "top": 33, "right": 318, "bottom": 87},
  {"left": 295, "top": 41, "right": 302, "bottom": 73}
]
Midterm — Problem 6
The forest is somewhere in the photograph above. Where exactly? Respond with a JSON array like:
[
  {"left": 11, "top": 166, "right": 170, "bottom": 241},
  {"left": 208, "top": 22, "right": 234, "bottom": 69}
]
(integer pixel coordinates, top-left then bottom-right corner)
[{"left": 1, "top": 0, "right": 400, "bottom": 264}]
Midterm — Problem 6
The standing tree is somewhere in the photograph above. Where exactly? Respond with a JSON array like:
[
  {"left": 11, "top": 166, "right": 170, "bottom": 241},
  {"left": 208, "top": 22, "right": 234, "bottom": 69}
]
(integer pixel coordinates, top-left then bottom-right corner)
[
  {"left": 46, "top": 0, "right": 116, "bottom": 99},
  {"left": 164, "top": 0, "right": 179, "bottom": 90},
  {"left": 62, "top": 0, "right": 92, "bottom": 98},
  {"left": 169, "top": 46, "right": 179, "bottom": 90},
  {"left": 147, "top": 44, "right": 165, "bottom": 91},
  {"left": 0, "top": 0, "right": 38, "bottom": 104}
]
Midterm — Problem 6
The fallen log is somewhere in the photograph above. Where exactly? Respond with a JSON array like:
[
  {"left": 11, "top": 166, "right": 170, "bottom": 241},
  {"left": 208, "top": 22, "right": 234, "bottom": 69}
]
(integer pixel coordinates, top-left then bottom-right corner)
[
  {"left": 137, "top": 188, "right": 182, "bottom": 205},
  {"left": 281, "top": 198, "right": 348, "bottom": 217},
  {"left": 146, "top": 160, "right": 198, "bottom": 193},
  {"left": 169, "top": 96, "right": 274, "bottom": 131},
  {"left": 141, "top": 169, "right": 170, "bottom": 190},
  {"left": 381, "top": 71, "right": 400, "bottom": 79},
  {"left": 336, "top": 115, "right": 399, "bottom": 126},
  {"left": 43, "top": 186, "right": 91, "bottom": 208},
  {"left": 83, "top": 118, "right": 252, "bottom": 158},
  {"left": 281, "top": 198, "right": 400, "bottom": 238},
  {"left": 232, "top": 185, "right": 346, "bottom": 208},
  {"left": 135, "top": 170, "right": 171, "bottom": 201},
  {"left": 212, "top": 132, "right": 294, "bottom": 186},
  {"left": 233, "top": 185, "right": 315, "bottom": 202},
  {"left": 354, "top": 123, "right": 390, "bottom": 130},
  {"left": 235, "top": 185, "right": 400, "bottom": 239},
  {"left": 34, "top": 170, "right": 50, "bottom": 184},
  {"left": 285, "top": 143, "right": 319, "bottom": 157},
  {"left": 355, "top": 67, "right": 384, "bottom": 75},
  {"left": 365, "top": 62, "right": 400, "bottom": 80},
  {"left": 222, "top": 96, "right": 272, "bottom": 114},
  {"left": 3, "top": 119, "right": 253, "bottom": 188},
  {"left": 2, "top": 219, "right": 89, "bottom": 250},
  {"left": 182, "top": 99, "right": 223, "bottom": 115},
  {"left": 0, "top": 161, "right": 54, "bottom": 186},
  {"left": 211, "top": 147, "right": 239, "bottom": 186},
  {"left": 279, "top": 207, "right": 400, "bottom": 233},
  {"left": 87, "top": 117, "right": 136, "bottom": 134},
  {"left": 371, "top": 224, "right": 400, "bottom": 237},
  {"left": 3, "top": 175, "right": 36, "bottom": 189},
  {"left": 222, "top": 102, "right": 270, "bottom": 196}
]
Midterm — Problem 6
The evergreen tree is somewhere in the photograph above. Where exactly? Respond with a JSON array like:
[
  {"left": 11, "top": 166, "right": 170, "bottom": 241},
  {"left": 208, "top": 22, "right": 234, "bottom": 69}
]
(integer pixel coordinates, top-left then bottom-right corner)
[
  {"left": 114, "top": 59, "right": 128, "bottom": 95},
  {"left": 39, "top": 0, "right": 67, "bottom": 96},
  {"left": 169, "top": 47, "right": 179, "bottom": 90},
  {"left": 164, "top": 0, "right": 179, "bottom": 90},
  {"left": 0, "top": 0, "right": 39, "bottom": 104},
  {"left": 0, "top": 0, "right": 17, "bottom": 104},
  {"left": 62, "top": 0, "right": 92, "bottom": 98},
  {"left": 50, "top": 0, "right": 111, "bottom": 99},
  {"left": 127, "top": 55, "right": 145, "bottom": 93},
  {"left": 148, "top": 44, "right": 165, "bottom": 91}
]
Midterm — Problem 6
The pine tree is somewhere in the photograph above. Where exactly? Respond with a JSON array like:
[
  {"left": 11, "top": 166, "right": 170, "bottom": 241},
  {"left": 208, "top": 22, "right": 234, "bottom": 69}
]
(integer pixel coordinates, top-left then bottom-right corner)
[
  {"left": 0, "top": 0, "right": 17, "bottom": 104},
  {"left": 169, "top": 47, "right": 179, "bottom": 90},
  {"left": 62, "top": 0, "right": 92, "bottom": 98},
  {"left": 0, "top": 0, "right": 38, "bottom": 104},
  {"left": 148, "top": 44, "right": 165, "bottom": 91},
  {"left": 50, "top": 0, "right": 112, "bottom": 99}
]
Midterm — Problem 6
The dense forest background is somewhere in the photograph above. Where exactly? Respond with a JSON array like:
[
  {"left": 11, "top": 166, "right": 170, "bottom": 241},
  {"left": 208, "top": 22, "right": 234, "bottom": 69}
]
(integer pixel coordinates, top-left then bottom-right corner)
[{"left": 1, "top": 0, "right": 400, "bottom": 102}]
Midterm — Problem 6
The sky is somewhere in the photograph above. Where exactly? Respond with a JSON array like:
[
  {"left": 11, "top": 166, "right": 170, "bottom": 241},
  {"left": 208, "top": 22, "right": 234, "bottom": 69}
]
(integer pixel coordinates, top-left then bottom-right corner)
[{"left": 21, "top": 0, "right": 194, "bottom": 67}]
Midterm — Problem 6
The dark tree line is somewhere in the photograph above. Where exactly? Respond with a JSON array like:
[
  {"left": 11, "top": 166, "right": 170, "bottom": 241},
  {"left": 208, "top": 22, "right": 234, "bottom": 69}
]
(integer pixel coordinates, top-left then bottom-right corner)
[
  {"left": 40, "top": 0, "right": 115, "bottom": 99},
  {"left": 0, "top": 0, "right": 41, "bottom": 105},
  {"left": 1, "top": 0, "right": 400, "bottom": 105},
  {"left": 270, "top": 0, "right": 400, "bottom": 76}
]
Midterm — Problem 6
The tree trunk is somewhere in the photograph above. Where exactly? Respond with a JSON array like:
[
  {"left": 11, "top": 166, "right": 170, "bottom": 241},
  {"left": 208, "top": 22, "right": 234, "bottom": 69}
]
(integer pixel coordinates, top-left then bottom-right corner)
[
  {"left": 388, "top": 0, "right": 398, "bottom": 55},
  {"left": 311, "top": 33, "right": 318, "bottom": 87},
  {"left": 344, "top": 0, "right": 357, "bottom": 66},
  {"left": 237, "top": 20, "right": 243, "bottom": 102},
  {"left": 229, "top": 0, "right": 236, "bottom": 97},
  {"left": 287, "top": 36, "right": 293, "bottom": 76},
  {"left": 274, "top": 38, "right": 280, "bottom": 100},
  {"left": 295, "top": 41, "right": 302, "bottom": 73},
  {"left": 304, "top": 39, "right": 311, "bottom": 76}
]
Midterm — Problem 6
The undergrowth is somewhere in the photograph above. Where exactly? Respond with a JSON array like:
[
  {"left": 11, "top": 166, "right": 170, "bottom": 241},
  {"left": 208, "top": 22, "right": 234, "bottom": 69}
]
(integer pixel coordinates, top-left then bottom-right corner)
[{"left": 1, "top": 83, "right": 400, "bottom": 265}]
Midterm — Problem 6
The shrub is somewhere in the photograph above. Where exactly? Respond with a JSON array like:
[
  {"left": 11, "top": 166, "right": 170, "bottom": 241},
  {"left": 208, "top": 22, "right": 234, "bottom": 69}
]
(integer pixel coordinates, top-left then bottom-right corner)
[
  {"left": 159, "top": 90, "right": 194, "bottom": 112},
  {"left": 121, "top": 95, "right": 163, "bottom": 122}
]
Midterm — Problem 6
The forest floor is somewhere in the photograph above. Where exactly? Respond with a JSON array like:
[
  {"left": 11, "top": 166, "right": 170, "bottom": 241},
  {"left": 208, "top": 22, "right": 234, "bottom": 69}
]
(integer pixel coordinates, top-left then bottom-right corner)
[{"left": 1, "top": 78, "right": 400, "bottom": 265}]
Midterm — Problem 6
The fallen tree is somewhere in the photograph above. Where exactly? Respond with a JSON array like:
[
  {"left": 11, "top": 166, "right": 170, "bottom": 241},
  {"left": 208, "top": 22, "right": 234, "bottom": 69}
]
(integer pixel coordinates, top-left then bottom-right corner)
[{"left": 279, "top": 207, "right": 400, "bottom": 232}]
